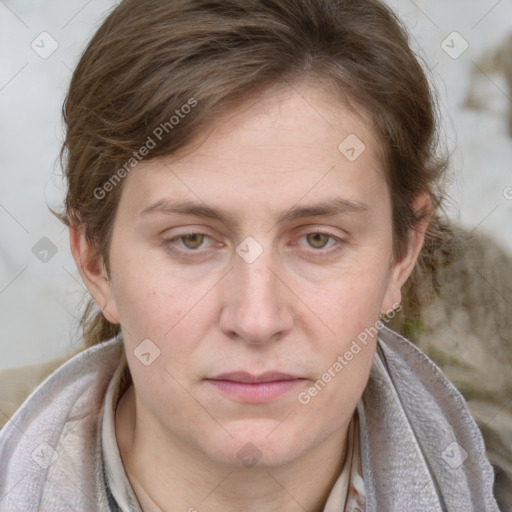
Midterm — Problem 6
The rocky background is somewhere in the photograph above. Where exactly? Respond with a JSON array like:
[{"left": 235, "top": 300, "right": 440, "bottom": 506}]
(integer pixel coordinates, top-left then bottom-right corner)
[{"left": 387, "top": 223, "right": 512, "bottom": 510}]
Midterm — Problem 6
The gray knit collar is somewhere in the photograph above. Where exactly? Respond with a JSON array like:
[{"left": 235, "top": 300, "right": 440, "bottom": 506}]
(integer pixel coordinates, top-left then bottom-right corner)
[{"left": 0, "top": 327, "right": 500, "bottom": 511}]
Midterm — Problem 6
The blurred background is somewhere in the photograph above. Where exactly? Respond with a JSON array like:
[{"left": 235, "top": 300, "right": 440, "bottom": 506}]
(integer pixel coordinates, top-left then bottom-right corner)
[{"left": 1, "top": 0, "right": 512, "bottom": 368}]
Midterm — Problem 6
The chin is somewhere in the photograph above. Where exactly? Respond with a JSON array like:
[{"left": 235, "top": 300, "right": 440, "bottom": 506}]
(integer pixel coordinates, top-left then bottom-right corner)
[{"left": 204, "top": 422, "right": 307, "bottom": 469}]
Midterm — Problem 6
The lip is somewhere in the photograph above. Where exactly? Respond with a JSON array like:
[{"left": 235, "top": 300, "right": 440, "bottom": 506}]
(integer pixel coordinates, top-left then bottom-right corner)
[
  {"left": 211, "top": 371, "right": 300, "bottom": 383},
  {"left": 206, "top": 371, "right": 306, "bottom": 403}
]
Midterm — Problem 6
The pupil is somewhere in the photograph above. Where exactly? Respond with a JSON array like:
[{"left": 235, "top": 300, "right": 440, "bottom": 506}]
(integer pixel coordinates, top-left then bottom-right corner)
[
  {"left": 184, "top": 234, "right": 203, "bottom": 249},
  {"left": 308, "top": 233, "right": 327, "bottom": 248}
]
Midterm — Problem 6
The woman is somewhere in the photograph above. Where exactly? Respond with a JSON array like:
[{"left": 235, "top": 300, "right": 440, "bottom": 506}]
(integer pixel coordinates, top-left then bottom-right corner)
[{"left": 0, "top": 0, "right": 501, "bottom": 510}]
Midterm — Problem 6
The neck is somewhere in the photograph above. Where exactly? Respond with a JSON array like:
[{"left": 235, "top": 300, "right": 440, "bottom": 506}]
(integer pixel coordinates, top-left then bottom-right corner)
[{"left": 116, "top": 384, "right": 350, "bottom": 512}]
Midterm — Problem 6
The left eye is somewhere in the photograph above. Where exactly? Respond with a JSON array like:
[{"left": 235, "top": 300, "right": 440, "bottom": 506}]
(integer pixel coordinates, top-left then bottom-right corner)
[{"left": 300, "top": 232, "right": 337, "bottom": 250}]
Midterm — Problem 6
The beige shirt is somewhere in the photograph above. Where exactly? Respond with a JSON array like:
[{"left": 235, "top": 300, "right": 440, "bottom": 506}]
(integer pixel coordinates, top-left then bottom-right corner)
[{"left": 102, "top": 362, "right": 365, "bottom": 512}]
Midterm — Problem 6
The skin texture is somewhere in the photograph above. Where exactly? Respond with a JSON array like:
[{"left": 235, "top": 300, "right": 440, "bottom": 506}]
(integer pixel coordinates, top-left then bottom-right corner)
[{"left": 70, "top": 82, "right": 429, "bottom": 512}]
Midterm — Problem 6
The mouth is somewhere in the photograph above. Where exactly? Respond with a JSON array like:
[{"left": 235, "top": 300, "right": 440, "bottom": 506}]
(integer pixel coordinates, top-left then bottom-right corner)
[{"left": 206, "top": 371, "right": 306, "bottom": 403}]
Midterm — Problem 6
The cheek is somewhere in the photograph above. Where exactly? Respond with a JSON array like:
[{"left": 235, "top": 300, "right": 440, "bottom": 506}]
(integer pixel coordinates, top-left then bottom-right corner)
[
  {"left": 109, "top": 231, "right": 222, "bottom": 334},
  {"left": 308, "top": 263, "right": 391, "bottom": 336},
  {"left": 107, "top": 241, "right": 183, "bottom": 340},
  {"left": 297, "top": 272, "right": 383, "bottom": 414},
  {"left": 296, "top": 262, "right": 389, "bottom": 402},
  {"left": 296, "top": 329, "right": 376, "bottom": 438}
]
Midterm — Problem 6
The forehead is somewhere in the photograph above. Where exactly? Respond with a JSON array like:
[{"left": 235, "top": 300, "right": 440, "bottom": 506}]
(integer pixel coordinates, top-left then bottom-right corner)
[
  {"left": 182, "top": 81, "right": 382, "bottom": 168},
  {"left": 117, "top": 82, "right": 388, "bottom": 223}
]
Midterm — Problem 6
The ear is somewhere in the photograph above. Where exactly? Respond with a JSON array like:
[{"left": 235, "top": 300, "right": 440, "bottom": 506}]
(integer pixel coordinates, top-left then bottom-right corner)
[
  {"left": 381, "top": 193, "right": 431, "bottom": 314},
  {"left": 69, "top": 222, "right": 120, "bottom": 324}
]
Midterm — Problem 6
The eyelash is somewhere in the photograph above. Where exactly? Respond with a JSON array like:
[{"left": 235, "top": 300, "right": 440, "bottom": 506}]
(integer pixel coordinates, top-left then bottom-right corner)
[{"left": 161, "top": 231, "right": 346, "bottom": 260}]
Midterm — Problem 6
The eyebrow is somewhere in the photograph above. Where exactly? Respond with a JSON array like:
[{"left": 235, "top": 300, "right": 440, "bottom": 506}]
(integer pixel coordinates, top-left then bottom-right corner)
[{"left": 139, "top": 197, "right": 368, "bottom": 225}]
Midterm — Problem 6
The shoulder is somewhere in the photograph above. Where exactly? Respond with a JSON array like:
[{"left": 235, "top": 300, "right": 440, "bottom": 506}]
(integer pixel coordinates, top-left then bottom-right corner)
[
  {"left": 0, "top": 337, "right": 125, "bottom": 511},
  {"left": 0, "top": 339, "right": 124, "bottom": 432},
  {"left": 0, "top": 355, "right": 69, "bottom": 430}
]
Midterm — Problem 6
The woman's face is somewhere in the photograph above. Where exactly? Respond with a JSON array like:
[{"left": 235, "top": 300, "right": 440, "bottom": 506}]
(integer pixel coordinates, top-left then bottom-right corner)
[{"left": 83, "top": 82, "right": 422, "bottom": 469}]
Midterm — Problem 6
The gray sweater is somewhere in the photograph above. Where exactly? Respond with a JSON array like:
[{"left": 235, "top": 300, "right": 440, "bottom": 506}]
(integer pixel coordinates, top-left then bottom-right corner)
[{"left": 0, "top": 327, "right": 500, "bottom": 511}]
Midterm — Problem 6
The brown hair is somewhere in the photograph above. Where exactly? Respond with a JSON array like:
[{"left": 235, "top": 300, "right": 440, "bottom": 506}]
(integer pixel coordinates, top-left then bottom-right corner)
[{"left": 53, "top": 0, "right": 453, "bottom": 348}]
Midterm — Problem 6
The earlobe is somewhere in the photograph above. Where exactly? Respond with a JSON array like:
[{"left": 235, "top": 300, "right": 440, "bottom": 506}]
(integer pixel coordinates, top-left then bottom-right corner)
[{"left": 69, "top": 223, "right": 120, "bottom": 325}]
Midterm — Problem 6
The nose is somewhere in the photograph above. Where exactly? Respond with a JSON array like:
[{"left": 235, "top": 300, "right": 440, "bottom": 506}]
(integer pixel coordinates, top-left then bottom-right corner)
[{"left": 219, "top": 246, "right": 294, "bottom": 345}]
